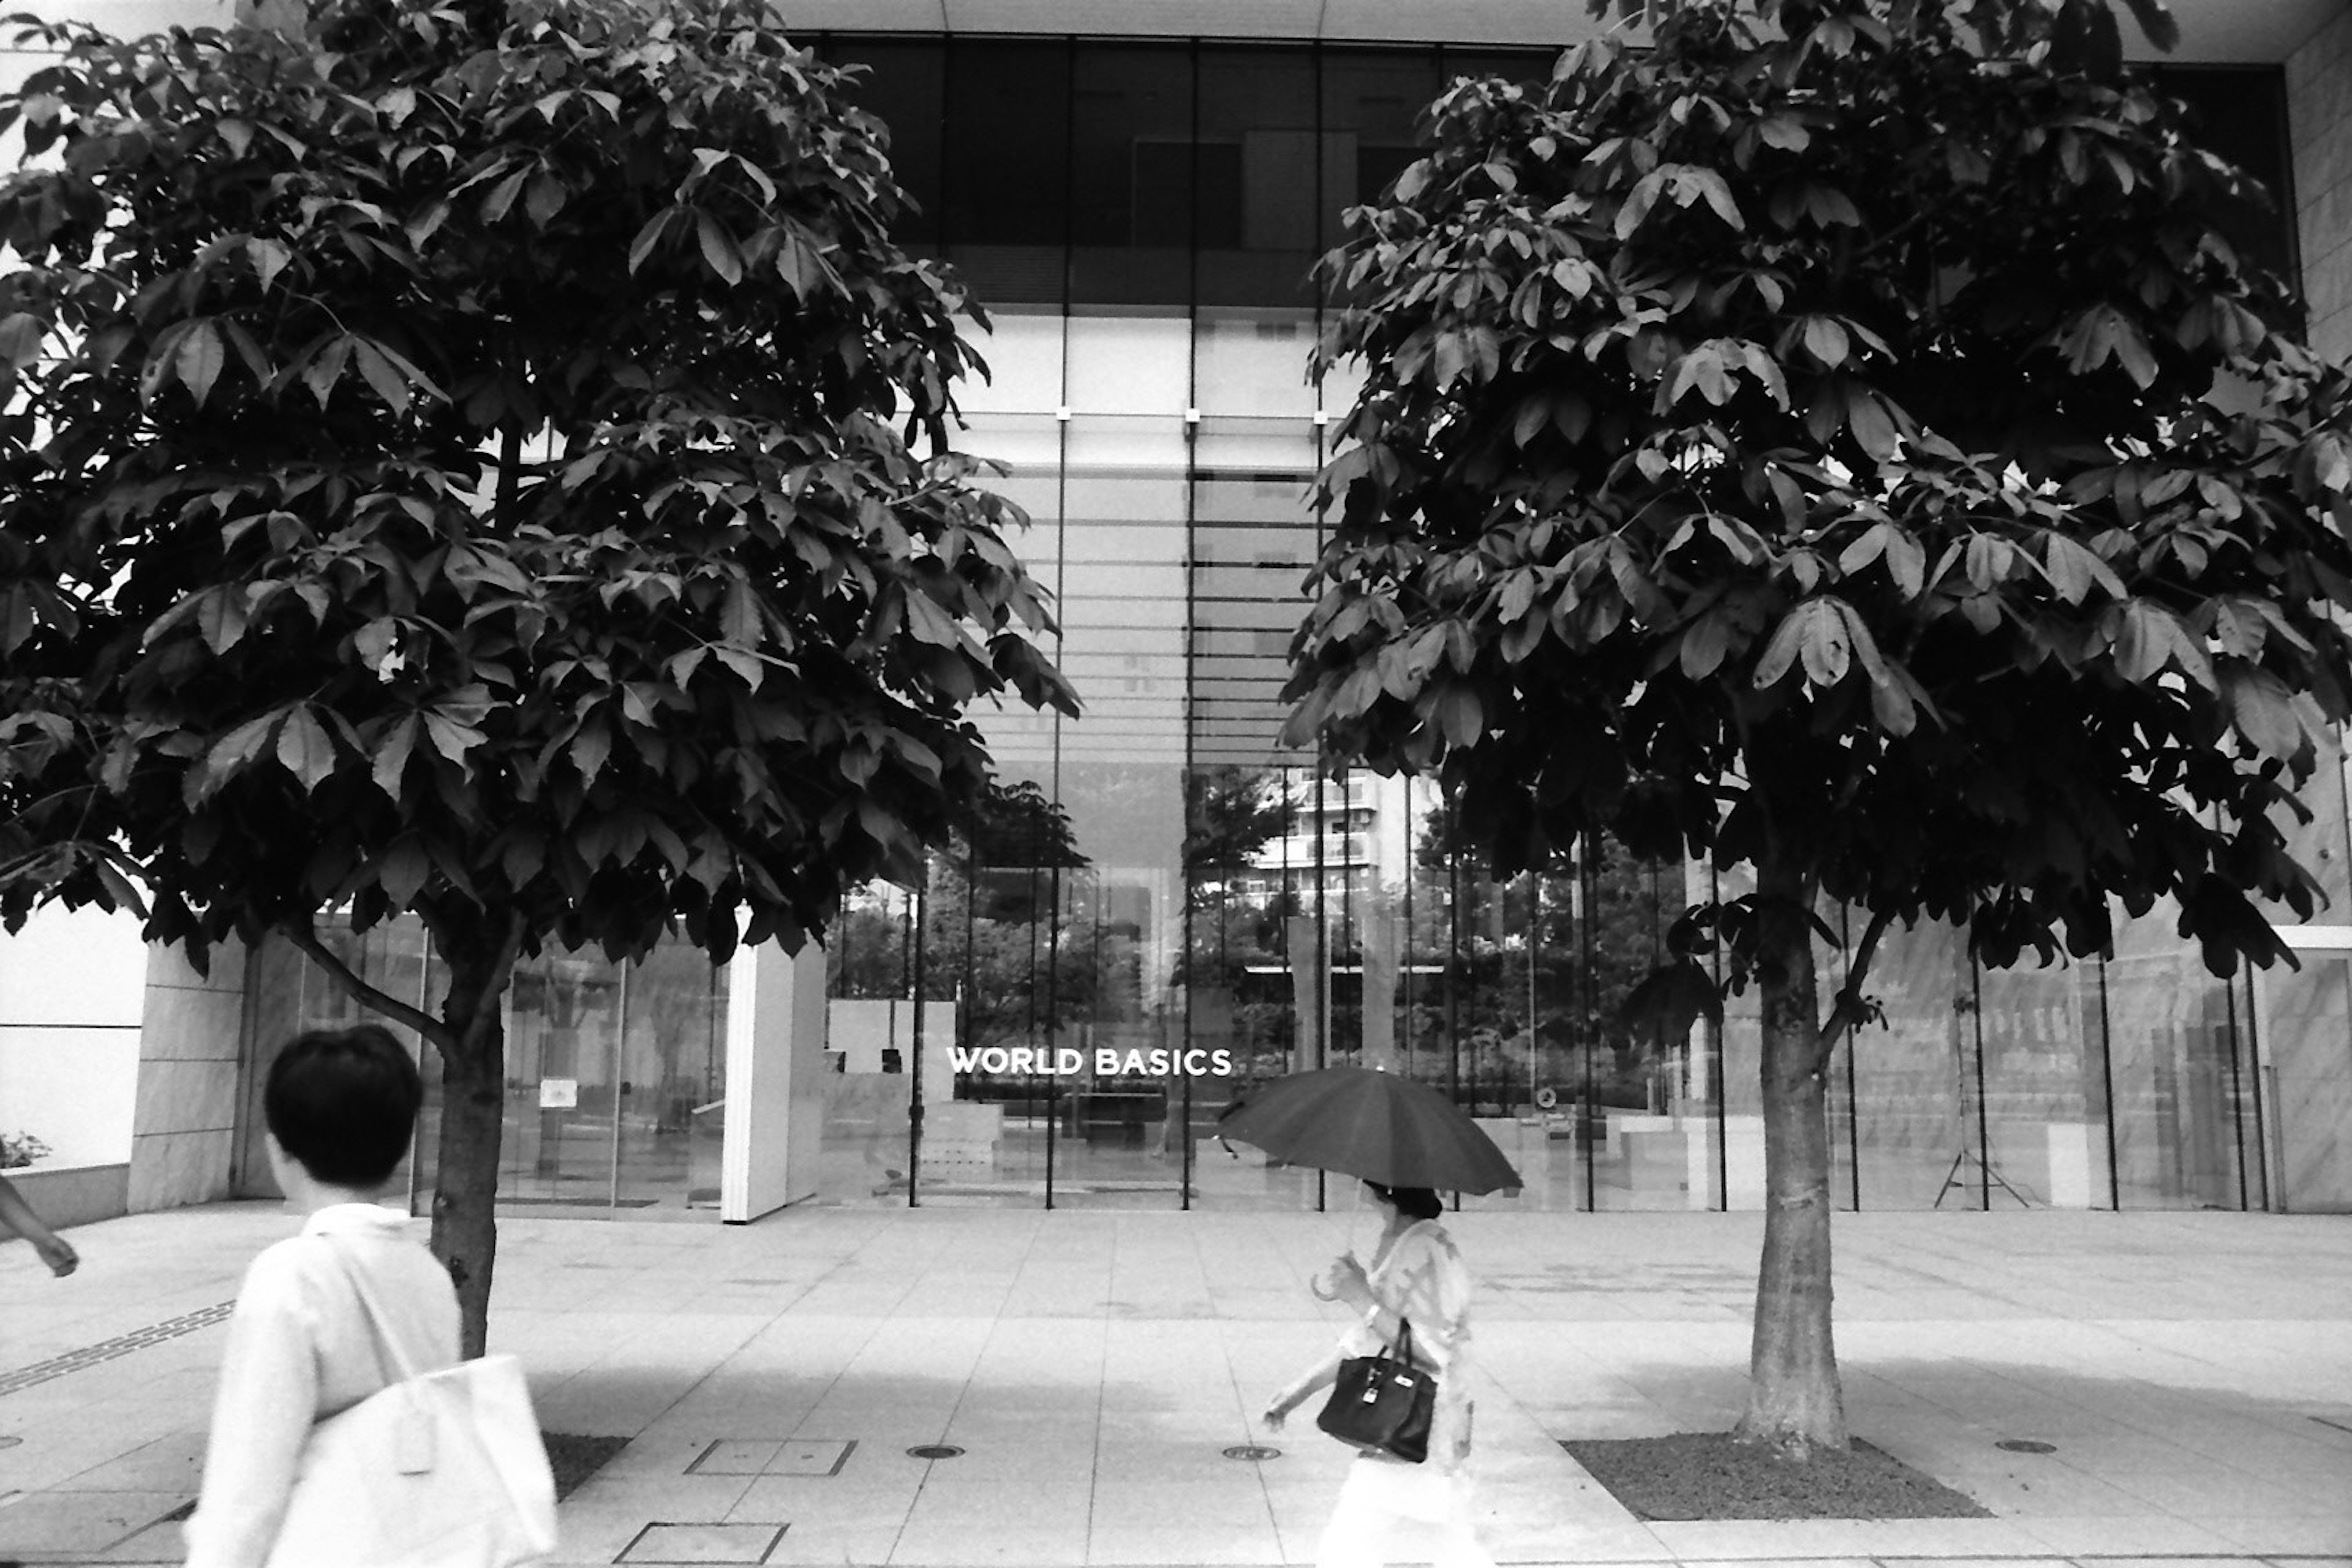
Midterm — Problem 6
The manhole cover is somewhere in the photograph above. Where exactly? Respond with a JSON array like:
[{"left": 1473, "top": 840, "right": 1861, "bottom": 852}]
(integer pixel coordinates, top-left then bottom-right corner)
[
  {"left": 1223, "top": 1444, "right": 1280, "bottom": 1461},
  {"left": 1996, "top": 1439, "right": 2057, "bottom": 1453},
  {"left": 906, "top": 1444, "right": 963, "bottom": 1460}
]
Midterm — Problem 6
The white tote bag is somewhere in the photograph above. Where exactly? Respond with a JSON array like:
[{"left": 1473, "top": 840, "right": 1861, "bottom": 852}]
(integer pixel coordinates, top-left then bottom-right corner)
[{"left": 265, "top": 1250, "right": 559, "bottom": 1568}]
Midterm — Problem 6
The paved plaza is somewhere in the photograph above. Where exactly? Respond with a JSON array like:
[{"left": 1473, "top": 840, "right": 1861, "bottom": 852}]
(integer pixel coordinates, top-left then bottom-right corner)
[{"left": 0, "top": 1200, "right": 2346, "bottom": 1566}]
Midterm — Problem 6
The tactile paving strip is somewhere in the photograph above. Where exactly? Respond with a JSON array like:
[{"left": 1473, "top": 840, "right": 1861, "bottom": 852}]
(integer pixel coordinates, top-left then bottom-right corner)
[{"left": 0, "top": 1302, "right": 235, "bottom": 1398}]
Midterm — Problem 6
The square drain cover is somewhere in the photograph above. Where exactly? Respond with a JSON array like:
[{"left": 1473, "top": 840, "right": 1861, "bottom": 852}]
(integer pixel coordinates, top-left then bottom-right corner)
[
  {"left": 618, "top": 1521, "right": 786, "bottom": 1563},
  {"left": 687, "top": 1439, "right": 853, "bottom": 1477}
]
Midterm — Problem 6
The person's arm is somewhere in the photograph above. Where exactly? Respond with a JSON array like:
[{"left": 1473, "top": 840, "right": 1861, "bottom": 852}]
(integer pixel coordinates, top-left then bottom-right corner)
[
  {"left": 1325, "top": 1233, "right": 1466, "bottom": 1359},
  {"left": 182, "top": 1255, "right": 318, "bottom": 1568},
  {"left": 1262, "top": 1343, "right": 1344, "bottom": 1430},
  {"left": 0, "top": 1174, "right": 77, "bottom": 1276}
]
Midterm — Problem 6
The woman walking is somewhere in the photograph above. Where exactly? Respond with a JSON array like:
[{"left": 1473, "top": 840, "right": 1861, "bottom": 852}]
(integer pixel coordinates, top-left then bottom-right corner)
[{"left": 1261, "top": 1181, "right": 1496, "bottom": 1568}]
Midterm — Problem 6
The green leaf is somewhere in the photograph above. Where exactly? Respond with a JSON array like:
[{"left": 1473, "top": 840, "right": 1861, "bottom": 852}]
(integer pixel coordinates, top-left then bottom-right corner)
[
  {"left": 628, "top": 209, "right": 675, "bottom": 273},
  {"left": 351, "top": 339, "right": 410, "bottom": 414},
  {"left": 2041, "top": 533, "right": 2123, "bottom": 605},
  {"left": 1431, "top": 685, "right": 1484, "bottom": 747},
  {"left": 697, "top": 212, "right": 744, "bottom": 285},
  {"left": 0, "top": 312, "right": 43, "bottom": 369},
  {"left": 1678, "top": 610, "right": 1732, "bottom": 678},
  {"left": 302, "top": 336, "right": 352, "bottom": 409},
  {"left": 1800, "top": 315, "right": 1849, "bottom": 369},
  {"left": 571, "top": 721, "right": 612, "bottom": 785},
  {"left": 276, "top": 707, "right": 336, "bottom": 788},
  {"left": 371, "top": 714, "right": 419, "bottom": 799},
  {"left": 376, "top": 838, "right": 431, "bottom": 907},
  {"left": 480, "top": 164, "right": 530, "bottom": 223},
  {"left": 191, "top": 714, "right": 280, "bottom": 803},
  {"left": 2222, "top": 665, "right": 2312, "bottom": 763},
  {"left": 2114, "top": 600, "right": 2214, "bottom": 690},
  {"left": 1846, "top": 388, "right": 1899, "bottom": 460}
]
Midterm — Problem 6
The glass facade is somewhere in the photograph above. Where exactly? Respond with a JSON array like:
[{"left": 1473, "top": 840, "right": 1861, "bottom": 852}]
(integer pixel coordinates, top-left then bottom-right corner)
[
  {"left": 249, "top": 916, "right": 730, "bottom": 1217},
  {"left": 247, "top": 40, "right": 2326, "bottom": 1217}
]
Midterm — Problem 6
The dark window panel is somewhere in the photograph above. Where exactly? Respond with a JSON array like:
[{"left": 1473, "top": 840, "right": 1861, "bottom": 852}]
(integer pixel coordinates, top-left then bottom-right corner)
[
  {"left": 944, "top": 39, "right": 1072, "bottom": 304},
  {"left": 1072, "top": 43, "right": 1195, "bottom": 307},
  {"left": 1436, "top": 47, "right": 1558, "bottom": 87},
  {"left": 823, "top": 37, "right": 944, "bottom": 247},
  {"left": 1321, "top": 49, "right": 1442, "bottom": 249},
  {"left": 1197, "top": 45, "right": 1319, "bottom": 309},
  {"left": 2150, "top": 65, "right": 2298, "bottom": 296}
]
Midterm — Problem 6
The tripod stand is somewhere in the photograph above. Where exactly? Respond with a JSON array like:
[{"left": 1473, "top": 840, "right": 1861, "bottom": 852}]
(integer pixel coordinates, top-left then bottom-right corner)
[{"left": 1934, "top": 1144, "right": 2034, "bottom": 1208}]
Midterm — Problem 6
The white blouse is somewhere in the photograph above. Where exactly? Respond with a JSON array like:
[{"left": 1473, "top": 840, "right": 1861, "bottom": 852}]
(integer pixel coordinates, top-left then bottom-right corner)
[
  {"left": 182, "top": 1203, "right": 462, "bottom": 1568},
  {"left": 1340, "top": 1218, "right": 1477, "bottom": 1474}
]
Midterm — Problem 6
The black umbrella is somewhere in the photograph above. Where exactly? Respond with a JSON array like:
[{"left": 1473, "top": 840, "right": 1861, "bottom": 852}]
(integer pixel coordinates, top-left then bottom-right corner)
[{"left": 1216, "top": 1066, "right": 1522, "bottom": 1195}]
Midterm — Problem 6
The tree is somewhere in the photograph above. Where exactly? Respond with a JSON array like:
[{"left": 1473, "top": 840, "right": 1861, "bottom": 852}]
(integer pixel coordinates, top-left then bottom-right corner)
[
  {"left": 1182, "top": 764, "right": 1289, "bottom": 878},
  {"left": 1284, "top": 0, "right": 2352, "bottom": 1455},
  {"left": 0, "top": 0, "right": 1074, "bottom": 1351}
]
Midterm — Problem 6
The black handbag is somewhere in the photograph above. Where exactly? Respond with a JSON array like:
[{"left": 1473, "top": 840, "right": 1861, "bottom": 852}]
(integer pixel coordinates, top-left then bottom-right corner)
[{"left": 1315, "top": 1318, "right": 1436, "bottom": 1463}]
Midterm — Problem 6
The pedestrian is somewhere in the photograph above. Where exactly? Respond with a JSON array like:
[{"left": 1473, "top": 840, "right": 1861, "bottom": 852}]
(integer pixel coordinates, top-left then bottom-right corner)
[
  {"left": 0, "top": 1170, "right": 78, "bottom": 1275},
  {"left": 182, "top": 1023, "right": 460, "bottom": 1568},
  {"left": 1260, "top": 1180, "right": 1495, "bottom": 1568}
]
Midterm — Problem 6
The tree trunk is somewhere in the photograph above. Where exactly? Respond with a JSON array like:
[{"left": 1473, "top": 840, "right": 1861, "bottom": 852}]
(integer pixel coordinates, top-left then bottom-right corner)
[
  {"left": 426, "top": 913, "right": 520, "bottom": 1359},
  {"left": 1732, "top": 852, "right": 1850, "bottom": 1457}
]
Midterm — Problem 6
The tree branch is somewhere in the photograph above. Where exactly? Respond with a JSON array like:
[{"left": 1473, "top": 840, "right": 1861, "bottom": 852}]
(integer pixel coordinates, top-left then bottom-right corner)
[
  {"left": 1814, "top": 904, "right": 1895, "bottom": 1072},
  {"left": 282, "top": 922, "right": 454, "bottom": 1054}
]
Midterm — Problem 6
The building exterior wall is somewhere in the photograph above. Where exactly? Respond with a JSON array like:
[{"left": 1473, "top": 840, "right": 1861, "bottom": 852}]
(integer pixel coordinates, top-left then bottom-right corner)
[
  {"left": 2289, "top": 6, "right": 2352, "bottom": 359},
  {"left": 127, "top": 941, "right": 251, "bottom": 1212}
]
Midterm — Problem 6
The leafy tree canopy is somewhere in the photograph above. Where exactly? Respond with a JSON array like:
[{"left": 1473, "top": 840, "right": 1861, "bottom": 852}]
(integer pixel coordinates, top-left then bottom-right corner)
[
  {"left": 0, "top": 0, "right": 1077, "bottom": 1348},
  {"left": 1286, "top": 0, "right": 2352, "bottom": 992},
  {"left": 0, "top": 0, "right": 1076, "bottom": 979}
]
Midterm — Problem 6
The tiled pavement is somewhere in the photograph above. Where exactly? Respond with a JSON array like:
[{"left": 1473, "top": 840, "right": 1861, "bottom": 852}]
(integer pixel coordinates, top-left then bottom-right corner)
[{"left": 0, "top": 1199, "right": 2347, "bottom": 1566}]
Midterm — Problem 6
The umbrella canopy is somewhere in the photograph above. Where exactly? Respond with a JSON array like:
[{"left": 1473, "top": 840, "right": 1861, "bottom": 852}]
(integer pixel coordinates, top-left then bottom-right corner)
[{"left": 1216, "top": 1066, "right": 1523, "bottom": 1195}]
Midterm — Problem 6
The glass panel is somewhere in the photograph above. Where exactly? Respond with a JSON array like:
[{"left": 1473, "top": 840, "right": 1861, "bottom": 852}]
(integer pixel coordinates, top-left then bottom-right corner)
[
  {"left": 1849, "top": 916, "right": 1969, "bottom": 1208},
  {"left": 1197, "top": 47, "right": 1319, "bottom": 309},
  {"left": 818, "top": 883, "right": 920, "bottom": 1206},
  {"left": 2263, "top": 956, "right": 2352, "bottom": 1212},
  {"left": 1184, "top": 762, "right": 1310, "bottom": 1210},
  {"left": 1048, "top": 393, "right": 1191, "bottom": 1207},
  {"left": 1196, "top": 311, "right": 1319, "bottom": 420},
  {"left": 1071, "top": 43, "right": 1193, "bottom": 306},
  {"left": 1976, "top": 957, "right": 2109, "bottom": 1210},
  {"left": 500, "top": 955, "right": 622, "bottom": 1207},
  {"left": 1066, "top": 315, "right": 1190, "bottom": 416},
  {"left": 943, "top": 39, "right": 1070, "bottom": 304},
  {"left": 1319, "top": 50, "right": 1441, "bottom": 249},
  {"left": 1436, "top": 47, "right": 1558, "bottom": 89},
  {"left": 1583, "top": 843, "right": 1691, "bottom": 1212},
  {"left": 2105, "top": 898, "right": 2256, "bottom": 1207},
  {"left": 614, "top": 946, "right": 730, "bottom": 1212},
  {"left": 263, "top": 916, "right": 434, "bottom": 1208},
  {"left": 897, "top": 769, "right": 1067, "bottom": 1207}
]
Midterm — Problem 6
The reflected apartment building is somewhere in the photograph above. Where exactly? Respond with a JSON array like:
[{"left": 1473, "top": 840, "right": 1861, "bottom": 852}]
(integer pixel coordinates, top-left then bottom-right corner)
[{"left": 3, "top": 0, "right": 2351, "bottom": 1225}]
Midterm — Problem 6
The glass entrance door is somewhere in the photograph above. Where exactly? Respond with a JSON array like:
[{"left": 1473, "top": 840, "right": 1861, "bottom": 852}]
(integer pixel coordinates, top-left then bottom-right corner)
[{"left": 2261, "top": 951, "right": 2352, "bottom": 1212}]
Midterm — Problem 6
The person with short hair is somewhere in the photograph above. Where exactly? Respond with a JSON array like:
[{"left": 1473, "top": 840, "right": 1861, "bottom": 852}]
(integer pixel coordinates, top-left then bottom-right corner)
[
  {"left": 183, "top": 1024, "right": 461, "bottom": 1568},
  {"left": 1261, "top": 1180, "right": 1495, "bottom": 1568}
]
